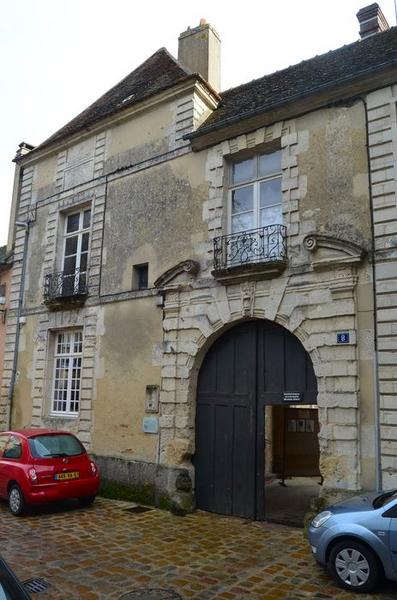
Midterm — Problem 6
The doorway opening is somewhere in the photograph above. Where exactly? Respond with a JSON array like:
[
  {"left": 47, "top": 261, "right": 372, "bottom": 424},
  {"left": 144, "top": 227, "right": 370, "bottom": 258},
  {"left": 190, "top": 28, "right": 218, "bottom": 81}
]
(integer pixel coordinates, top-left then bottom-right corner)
[
  {"left": 194, "top": 319, "right": 321, "bottom": 524},
  {"left": 264, "top": 404, "right": 321, "bottom": 526}
]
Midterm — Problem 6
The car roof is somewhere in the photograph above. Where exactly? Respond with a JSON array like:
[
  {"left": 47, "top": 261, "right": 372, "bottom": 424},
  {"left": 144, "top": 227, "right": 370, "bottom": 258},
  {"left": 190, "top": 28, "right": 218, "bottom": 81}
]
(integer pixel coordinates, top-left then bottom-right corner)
[{"left": 1, "top": 429, "right": 75, "bottom": 439}]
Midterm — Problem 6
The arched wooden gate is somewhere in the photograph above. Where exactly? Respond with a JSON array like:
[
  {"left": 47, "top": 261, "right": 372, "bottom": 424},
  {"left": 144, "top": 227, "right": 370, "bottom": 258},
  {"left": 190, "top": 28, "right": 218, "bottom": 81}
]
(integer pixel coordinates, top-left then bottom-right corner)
[{"left": 194, "top": 320, "right": 318, "bottom": 519}]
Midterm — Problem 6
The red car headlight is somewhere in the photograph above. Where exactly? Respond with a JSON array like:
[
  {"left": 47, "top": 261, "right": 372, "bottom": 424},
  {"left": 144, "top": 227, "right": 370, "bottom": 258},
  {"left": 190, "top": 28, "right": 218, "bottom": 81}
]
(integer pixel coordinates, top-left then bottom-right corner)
[
  {"left": 28, "top": 468, "right": 38, "bottom": 483},
  {"left": 90, "top": 461, "right": 97, "bottom": 476}
]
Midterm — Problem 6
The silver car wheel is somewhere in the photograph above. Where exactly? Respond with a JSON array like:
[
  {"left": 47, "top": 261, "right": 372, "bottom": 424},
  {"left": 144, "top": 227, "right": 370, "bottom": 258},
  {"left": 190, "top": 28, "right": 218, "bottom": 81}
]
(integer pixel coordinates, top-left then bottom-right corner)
[
  {"left": 335, "top": 548, "right": 370, "bottom": 587},
  {"left": 9, "top": 488, "right": 21, "bottom": 513}
]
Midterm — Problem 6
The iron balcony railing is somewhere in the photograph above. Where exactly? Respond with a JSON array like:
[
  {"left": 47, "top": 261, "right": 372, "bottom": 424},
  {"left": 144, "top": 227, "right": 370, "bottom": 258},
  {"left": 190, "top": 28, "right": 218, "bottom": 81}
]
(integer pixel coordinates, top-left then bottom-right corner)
[
  {"left": 213, "top": 224, "right": 287, "bottom": 272},
  {"left": 44, "top": 269, "right": 88, "bottom": 302}
]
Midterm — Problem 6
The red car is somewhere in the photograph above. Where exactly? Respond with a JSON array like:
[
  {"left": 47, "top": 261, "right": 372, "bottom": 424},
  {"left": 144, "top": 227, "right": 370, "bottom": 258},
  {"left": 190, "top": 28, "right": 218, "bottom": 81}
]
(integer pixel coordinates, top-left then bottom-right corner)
[{"left": 0, "top": 429, "right": 100, "bottom": 515}]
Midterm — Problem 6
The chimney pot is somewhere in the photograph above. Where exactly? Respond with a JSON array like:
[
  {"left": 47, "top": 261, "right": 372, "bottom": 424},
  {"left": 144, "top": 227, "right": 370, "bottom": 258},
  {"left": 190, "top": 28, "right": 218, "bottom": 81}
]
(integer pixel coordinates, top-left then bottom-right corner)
[
  {"left": 14, "top": 142, "right": 35, "bottom": 161},
  {"left": 356, "top": 3, "right": 390, "bottom": 39}
]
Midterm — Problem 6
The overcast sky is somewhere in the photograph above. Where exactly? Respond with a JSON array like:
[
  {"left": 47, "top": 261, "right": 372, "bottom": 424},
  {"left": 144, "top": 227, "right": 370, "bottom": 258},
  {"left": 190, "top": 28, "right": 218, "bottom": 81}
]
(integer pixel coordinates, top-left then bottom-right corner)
[{"left": 1, "top": 0, "right": 396, "bottom": 246}]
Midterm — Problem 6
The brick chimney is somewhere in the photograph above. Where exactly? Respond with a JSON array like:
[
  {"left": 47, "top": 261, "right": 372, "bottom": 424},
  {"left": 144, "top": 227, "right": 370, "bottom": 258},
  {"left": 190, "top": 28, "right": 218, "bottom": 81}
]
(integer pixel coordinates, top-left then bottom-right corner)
[
  {"left": 178, "top": 19, "right": 221, "bottom": 92},
  {"left": 356, "top": 3, "right": 390, "bottom": 39}
]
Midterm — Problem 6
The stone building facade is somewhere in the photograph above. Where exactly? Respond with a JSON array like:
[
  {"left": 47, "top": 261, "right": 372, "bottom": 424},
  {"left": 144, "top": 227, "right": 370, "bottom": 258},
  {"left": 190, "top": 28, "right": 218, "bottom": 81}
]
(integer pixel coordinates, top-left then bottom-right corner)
[{"left": 1, "top": 5, "right": 396, "bottom": 516}]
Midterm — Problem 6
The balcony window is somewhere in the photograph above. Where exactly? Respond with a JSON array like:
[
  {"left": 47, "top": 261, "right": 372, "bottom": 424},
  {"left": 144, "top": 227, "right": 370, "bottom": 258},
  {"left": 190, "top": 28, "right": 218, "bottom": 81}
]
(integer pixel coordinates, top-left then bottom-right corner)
[
  {"left": 63, "top": 209, "right": 91, "bottom": 294},
  {"left": 44, "top": 208, "right": 90, "bottom": 305},
  {"left": 212, "top": 150, "right": 286, "bottom": 282},
  {"left": 230, "top": 151, "right": 282, "bottom": 233}
]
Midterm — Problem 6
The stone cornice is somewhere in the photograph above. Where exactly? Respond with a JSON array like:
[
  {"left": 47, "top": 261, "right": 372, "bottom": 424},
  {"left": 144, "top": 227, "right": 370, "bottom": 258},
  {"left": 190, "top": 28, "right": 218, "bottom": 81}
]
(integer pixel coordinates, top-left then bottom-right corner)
[
  {"left": 303, "top": 233, "right": 366, "bottom": 269},
  {"left": 154, "top": 260, "right": 200, "bottom": 289}
]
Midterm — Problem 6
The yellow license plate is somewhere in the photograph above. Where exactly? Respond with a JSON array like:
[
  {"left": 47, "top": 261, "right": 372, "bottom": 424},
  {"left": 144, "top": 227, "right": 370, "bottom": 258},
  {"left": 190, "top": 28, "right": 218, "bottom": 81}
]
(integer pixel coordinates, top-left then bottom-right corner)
[{"left": 55, "top": 471, "right": 79, "bottom": 481}]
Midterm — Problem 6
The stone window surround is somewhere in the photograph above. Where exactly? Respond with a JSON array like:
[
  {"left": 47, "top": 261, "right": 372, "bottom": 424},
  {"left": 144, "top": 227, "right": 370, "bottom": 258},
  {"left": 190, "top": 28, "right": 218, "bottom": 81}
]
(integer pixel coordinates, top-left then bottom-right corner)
[
  {"left": 50, "top": 328, "right": 84, "bottom": 417},
  {"left": 31, "top": 308, "right": 98, "bottom": 447},
  {"left": 57, "top": 204, "right": 92, "bottom": 276},
  {"left": 203, "top": 122, "right": 304, "bottom": 276},
  {"left": 42, "top": 185, "right": 106, "bottom": 301},
  {"left": 225, "top": 144, "right": 283, "bottom": 234}
]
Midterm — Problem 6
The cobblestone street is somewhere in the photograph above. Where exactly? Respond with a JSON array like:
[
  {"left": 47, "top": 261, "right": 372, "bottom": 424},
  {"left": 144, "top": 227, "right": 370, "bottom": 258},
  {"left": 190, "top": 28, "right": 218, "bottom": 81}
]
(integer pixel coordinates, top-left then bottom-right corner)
[{"left": 0, "top": 498, "right": 396, "bottom": 599}]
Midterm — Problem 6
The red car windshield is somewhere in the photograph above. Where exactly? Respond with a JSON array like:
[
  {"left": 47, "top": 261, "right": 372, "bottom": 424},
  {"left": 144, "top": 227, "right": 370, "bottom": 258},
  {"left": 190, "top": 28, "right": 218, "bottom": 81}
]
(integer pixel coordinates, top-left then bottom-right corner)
[{"left": 28, "top": 434, "right": 85, "bottom": 458}]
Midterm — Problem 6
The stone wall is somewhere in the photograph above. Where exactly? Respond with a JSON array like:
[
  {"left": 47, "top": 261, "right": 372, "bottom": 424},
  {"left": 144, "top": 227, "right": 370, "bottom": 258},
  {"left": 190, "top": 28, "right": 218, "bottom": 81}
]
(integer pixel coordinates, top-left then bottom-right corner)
[{"left": 366, "top": 85, "right": 397, "bottom": 488}]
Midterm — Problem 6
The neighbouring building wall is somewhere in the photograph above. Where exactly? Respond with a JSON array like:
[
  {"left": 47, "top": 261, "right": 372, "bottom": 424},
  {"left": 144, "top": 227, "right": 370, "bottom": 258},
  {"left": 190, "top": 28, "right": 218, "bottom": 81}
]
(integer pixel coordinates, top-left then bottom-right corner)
[
  {"left": 366, "top": 85, "right": 397, "bottom": 489},
  {"left": 0, "top": 267, "right": 12, "bottom": 389},
  {"left": 0, "top": 164, "right": 34, "bottom": 429}
]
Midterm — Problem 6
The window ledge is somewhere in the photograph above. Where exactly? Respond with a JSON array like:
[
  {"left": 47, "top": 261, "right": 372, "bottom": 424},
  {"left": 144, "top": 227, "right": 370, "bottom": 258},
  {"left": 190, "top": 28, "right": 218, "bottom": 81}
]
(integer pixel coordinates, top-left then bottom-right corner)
[
  {"left": 212, "top": 258, "right": 287, "bottom": 284},
  {"left": 44, "top": 294, "right": 88, "bottom": 310},
  {"left": 48, "top": 413, "right": 79, "bottom": 420}
]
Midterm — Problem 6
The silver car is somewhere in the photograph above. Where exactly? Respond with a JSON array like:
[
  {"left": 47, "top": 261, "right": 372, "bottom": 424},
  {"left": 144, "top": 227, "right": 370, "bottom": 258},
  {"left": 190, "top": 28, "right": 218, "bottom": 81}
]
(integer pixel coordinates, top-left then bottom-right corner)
[{"left": 308, "top": 490, "right": 397, "bottom": 593}]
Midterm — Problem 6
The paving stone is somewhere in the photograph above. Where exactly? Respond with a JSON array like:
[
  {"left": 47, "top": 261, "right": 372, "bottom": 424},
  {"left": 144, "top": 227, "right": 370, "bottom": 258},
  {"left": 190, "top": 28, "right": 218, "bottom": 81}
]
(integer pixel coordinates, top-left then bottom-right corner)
[{"left": 0, "top": 498, "right": 396, "bottom": 599}]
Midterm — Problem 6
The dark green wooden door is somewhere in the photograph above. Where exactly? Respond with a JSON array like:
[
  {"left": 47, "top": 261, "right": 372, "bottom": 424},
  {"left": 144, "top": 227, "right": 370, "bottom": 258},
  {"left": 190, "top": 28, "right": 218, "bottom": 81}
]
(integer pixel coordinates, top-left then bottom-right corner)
[{"left": 195, "top": 320, "right": 317, "bottom": 519}]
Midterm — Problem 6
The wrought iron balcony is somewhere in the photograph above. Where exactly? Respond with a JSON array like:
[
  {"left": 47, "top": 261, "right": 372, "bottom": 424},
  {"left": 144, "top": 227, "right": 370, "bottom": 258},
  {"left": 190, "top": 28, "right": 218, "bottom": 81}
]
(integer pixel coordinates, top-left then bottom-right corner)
[
  {"left": 212, "top": 224, "right": 287, "bottom": 282},
  {"left": 44, "top": 269, "right": 88, "bottom": 306}
]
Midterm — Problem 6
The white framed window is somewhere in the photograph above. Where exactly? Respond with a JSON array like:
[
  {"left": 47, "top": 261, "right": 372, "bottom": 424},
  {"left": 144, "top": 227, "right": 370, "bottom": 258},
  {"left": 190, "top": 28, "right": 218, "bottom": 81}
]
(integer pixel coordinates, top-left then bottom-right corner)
[
  {"left": 229, "top": 150, "right": 282, "bottom": 233},
  {"left": 62, "top": 208, "right": 91, "bottom": 295},
  {"left": 51, "top": 330, "right": 83, "bottom": 416}
]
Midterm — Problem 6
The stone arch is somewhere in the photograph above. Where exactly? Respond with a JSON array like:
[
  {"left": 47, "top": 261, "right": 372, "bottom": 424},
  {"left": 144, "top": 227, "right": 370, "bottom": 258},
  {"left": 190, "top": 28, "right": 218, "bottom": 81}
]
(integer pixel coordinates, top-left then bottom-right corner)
[
  {"left": 184, "top": 311, "right": 323, "bottom": 417},
  {"left": 159, "top": 279, "right": 360, "bottom": 494}
]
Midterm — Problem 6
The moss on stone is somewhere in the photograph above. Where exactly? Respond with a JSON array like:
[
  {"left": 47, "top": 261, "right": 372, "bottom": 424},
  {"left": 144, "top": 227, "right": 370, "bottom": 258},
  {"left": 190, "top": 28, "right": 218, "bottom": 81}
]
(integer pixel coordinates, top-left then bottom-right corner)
[
  {"left": 99, "top": 480, "right": 155, "bottom": 505},
  {"left": 99, "top": 480, "right": 193, "bottom": 516}
]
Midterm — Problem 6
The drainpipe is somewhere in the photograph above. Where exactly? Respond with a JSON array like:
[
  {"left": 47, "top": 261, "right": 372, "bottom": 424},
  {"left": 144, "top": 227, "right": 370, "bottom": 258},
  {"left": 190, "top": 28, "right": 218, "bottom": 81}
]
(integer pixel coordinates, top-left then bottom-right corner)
[
  {"left": 361, "top": 96, "right": 382, "bottom": 492},
  {"left": 7, "top": 220, "right": 30, "bottom": 430}
]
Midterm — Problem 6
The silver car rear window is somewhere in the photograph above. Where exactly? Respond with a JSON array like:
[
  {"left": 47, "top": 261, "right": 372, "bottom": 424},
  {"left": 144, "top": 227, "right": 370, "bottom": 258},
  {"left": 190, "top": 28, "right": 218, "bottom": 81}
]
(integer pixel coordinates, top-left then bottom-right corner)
[
  {"left": 373, "top": 491, "right": 397, "bottom": 508},
  {"left": 28, "top": 434, "right": 85, "bottom": 458}
]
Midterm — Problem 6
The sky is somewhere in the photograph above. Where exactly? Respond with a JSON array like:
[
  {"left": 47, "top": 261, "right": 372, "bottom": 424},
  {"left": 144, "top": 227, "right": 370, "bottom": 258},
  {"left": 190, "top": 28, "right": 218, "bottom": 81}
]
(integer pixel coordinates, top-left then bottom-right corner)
[{"left": 1, "top": 0, "right": 396, "bottom": 247}]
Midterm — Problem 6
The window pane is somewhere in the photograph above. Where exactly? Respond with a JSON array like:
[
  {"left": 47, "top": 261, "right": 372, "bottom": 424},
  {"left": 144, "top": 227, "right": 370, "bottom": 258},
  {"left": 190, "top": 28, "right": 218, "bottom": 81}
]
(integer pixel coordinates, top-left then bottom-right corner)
[
  {"left": 259, "top": 150, "right": 281, "bottom": 177},
  {"left": 260, "top": 178, "right": 282, "bottom": 208},
  {"left": 79, "top": 253, "right": 88, "bottom": 272},
  {"left": 81, "top": 232, "right": 89, "bottom": 252},
  {"left": 66, "top": 213, "right": 80, "bottom": 233},
  {"left": 232, "top": 212, "right": 254, "bottom": 233},
  {"left": 231, "top": 186, "right": 253, "bottom": 214},
  {"left": 64, "top": 236, "right": 78, "bottom": 257},
  {"left": 260, "top": 205, "right": 283, "bottom": 227},
  {"left": 64, "top": 256, "right": 76, "bottom": 275},
  {"left": 73, "top": 331, "right": 83, "bottom": 353},
  {"left": 232, "top": 159, "right": 254, "bottom": 184},
  {"left": 57, "top": 333, "right": 71, "bottom": 355},
  {"left": 78, "top": 272, "right": 87, "bottom": 292},
  {"left": 83, "top": 209, "right": 91, "bottom": 229}
]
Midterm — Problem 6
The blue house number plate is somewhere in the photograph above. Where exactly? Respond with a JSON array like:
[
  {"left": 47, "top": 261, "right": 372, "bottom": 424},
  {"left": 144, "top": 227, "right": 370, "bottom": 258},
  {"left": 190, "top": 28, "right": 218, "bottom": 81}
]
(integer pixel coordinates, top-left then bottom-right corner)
[{"left": 337, "top": 332, "right": 350, "bottom": 344}]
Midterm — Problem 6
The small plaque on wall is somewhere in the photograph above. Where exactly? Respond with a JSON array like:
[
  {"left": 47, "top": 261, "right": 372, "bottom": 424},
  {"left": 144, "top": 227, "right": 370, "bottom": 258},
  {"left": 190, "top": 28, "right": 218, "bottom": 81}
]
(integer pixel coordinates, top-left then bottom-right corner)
[
  {"left": 337, "top": 332, "right": 350, "bottom": 344},
  {"left": 142, "top": 416, "right": 159, "bottom": 434},
  {"left": 283, "top": 391, "right": 302, "bottom": 403}
]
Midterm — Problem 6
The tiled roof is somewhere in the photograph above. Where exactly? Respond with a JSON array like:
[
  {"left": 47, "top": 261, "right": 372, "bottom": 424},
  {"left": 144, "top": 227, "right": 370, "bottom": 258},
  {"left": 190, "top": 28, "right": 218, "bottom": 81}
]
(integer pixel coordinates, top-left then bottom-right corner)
[
  {"left": 21, "top": 26, "right": 397, "bottom": 157},
  {"left": 30, "top": 48, "right": 193, "bottom": 154},
  {"left": 193, "top": 26, "right": 397, "bottom": 137}
]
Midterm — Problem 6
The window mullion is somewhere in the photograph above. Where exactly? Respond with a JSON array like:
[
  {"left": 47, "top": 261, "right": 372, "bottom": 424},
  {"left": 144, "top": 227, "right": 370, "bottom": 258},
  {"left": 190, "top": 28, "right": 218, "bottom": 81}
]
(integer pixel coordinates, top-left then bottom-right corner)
[
  {"left": 76, "top": 231, "right": 82, "bottom": 271},
  {"left": 255, "top": 182, "right": 260, "bottom": 229},
  {"left": 66, "top": 355, "right": 73, "bottom": 414}
]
